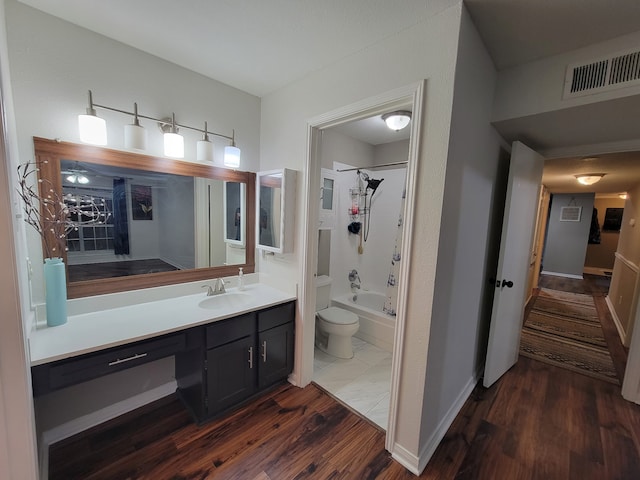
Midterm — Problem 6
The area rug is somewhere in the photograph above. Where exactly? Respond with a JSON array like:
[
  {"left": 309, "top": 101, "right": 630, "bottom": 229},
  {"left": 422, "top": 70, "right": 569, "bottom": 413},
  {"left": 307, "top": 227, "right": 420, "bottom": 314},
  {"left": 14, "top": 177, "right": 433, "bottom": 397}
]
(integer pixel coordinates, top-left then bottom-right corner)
[{"left": 519, "top": 288, "right": 619, "bottom": 384}]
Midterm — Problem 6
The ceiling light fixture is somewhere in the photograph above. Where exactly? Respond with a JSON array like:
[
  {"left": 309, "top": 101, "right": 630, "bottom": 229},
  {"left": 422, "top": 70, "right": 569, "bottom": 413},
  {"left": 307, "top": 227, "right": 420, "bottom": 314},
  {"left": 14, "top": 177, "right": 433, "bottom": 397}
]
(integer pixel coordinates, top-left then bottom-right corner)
[
  {"left": 381, "top": 110, "right": 412, "bottom": 131},
  {"left": 77, "top": 90, "right": 240, "bottom": 166},
  {"left": 619, "top": 193, "right": 628, "bottom": 200},
  {"left": 575, "top": 174, "right": 605, "bottom": 185},
  {"left": 65, "top": 173, "right": 89, "bottom": 184}
]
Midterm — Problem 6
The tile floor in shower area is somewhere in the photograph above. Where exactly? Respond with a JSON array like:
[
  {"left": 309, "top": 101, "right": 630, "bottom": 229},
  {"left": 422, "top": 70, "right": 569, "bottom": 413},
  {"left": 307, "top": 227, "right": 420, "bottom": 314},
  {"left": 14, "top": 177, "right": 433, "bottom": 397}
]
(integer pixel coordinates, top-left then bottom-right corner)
[{"left": 313, "top": 337, "right": 392, "bottom": 429}]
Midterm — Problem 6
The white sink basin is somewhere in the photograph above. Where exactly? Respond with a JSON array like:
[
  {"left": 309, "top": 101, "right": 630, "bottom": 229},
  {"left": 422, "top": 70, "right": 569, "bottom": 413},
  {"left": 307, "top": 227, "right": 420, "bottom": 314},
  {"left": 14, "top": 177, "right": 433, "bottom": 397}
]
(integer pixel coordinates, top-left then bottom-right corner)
[{"left": 198, "top": 292, "right": 252, "bottom": 310}]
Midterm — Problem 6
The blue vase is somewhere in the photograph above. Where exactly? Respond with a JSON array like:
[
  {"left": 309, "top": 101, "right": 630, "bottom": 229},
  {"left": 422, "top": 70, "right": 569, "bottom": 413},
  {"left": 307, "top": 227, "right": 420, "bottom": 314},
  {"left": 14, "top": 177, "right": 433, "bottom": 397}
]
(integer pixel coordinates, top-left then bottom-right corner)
[{"left": 44, "top": 257, "right": 67, "bottom": 327}]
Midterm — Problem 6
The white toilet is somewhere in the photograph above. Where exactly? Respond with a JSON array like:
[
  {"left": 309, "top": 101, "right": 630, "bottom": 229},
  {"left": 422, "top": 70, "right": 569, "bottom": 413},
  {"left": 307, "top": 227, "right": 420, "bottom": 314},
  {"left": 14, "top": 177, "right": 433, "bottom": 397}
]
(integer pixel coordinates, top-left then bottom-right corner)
[{"left": 315, "top": 275, "right": 360, "bottom": 359}]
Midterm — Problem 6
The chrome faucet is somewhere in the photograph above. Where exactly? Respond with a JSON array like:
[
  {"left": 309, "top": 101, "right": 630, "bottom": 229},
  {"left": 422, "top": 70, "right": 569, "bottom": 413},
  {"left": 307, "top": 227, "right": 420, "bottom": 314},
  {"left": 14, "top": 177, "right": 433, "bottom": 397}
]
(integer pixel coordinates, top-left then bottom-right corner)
[
  {"left": 202, "top": 278, "right": 226, "bottom": 296},
  {"left": 348, "top": 269, "right": 361, "bottom": 293},
  {"left": 348, "top": 269, "right": 360, "bottom": 283}
]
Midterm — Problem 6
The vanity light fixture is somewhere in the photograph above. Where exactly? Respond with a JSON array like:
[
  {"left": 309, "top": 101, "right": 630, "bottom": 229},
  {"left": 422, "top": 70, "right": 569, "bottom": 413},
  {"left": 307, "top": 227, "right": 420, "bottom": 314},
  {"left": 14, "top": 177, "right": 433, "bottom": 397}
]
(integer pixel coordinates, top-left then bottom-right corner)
[
  {"left": 620, "top": 193, "right": 628, "bottom": 200},
  {"left": 124, "top": 102, "right": 147, "bottom": 150},
  {"left": 224, "top": 129, "right": 241, "bottom": 168},
  {"left": 196, "top": 121, "right": 214, "bottom": 162},
  {"left": 78, "top": 90, "right": 107, "bottom": 145},
  {"left": 160, "top": 113, "right": 184, "bottom": 158},
  {"left": 77, "top": 90, "right": 240, "bottom": 165},
  {"left": 381, "top": 110, "right": 412, "bottom": 131},
  {"left": 575, "top": 173, "right": 605, "bottom": 185}
]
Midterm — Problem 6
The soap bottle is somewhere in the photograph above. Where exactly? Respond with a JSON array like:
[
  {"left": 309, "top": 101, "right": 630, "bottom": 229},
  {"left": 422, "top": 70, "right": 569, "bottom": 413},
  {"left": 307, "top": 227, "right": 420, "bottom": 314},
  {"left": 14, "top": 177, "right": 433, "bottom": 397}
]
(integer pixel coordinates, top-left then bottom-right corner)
[{"left": 238, "top": 267, "right": 245, "bottom": 291}]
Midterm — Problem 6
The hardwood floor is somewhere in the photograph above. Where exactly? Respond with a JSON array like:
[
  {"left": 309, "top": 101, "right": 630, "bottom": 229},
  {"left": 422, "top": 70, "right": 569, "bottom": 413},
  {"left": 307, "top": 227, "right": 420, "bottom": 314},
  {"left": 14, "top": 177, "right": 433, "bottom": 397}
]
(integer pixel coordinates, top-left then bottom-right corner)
[{"left": 48, "top": 274, "right": 640, "bottom": 479}]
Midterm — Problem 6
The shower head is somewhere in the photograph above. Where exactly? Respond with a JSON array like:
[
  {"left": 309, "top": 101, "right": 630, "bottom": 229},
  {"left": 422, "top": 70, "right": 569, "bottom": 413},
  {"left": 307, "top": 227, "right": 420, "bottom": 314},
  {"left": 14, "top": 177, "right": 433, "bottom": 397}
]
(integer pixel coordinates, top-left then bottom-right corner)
[{"left": 366, "top": 177, "right": 384, "bottom": 194}]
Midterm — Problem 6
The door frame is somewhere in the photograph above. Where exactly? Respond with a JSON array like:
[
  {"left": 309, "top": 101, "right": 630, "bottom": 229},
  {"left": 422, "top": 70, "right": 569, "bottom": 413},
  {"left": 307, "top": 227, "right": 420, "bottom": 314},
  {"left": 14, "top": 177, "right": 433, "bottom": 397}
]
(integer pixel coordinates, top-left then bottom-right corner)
[{"left": 298, "top": 81, "right": 425, "bottom": 451}]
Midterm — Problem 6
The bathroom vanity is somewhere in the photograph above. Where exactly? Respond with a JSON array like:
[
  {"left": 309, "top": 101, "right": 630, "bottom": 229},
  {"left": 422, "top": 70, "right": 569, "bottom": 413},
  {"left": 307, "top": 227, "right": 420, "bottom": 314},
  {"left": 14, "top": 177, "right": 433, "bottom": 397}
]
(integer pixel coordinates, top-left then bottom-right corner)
[{"left": 30, "top": 283, "right": 296, "bottom": 424}]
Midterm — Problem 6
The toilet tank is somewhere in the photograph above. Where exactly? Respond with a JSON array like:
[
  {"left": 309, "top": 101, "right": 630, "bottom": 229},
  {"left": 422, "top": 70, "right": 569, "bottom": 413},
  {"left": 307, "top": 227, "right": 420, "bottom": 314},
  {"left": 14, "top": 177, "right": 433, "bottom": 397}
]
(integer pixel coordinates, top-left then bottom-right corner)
[{"left": 315, "top": 275, "right": 332, "bottom": 311}]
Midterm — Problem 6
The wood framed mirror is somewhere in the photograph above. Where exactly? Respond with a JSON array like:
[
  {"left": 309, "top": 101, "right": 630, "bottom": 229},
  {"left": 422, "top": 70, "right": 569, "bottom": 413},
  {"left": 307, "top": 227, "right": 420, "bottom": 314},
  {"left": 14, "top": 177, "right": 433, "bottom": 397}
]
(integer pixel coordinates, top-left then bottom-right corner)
[{"left": 34, "top": 137, "right": 255, "bottom": 299}]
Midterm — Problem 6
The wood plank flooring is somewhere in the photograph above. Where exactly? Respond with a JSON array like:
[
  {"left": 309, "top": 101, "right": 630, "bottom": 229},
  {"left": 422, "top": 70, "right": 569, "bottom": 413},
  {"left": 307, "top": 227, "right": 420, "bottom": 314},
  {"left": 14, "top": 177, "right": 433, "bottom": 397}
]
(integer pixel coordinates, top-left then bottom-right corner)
[{"left": 48, "top": 274, "right": 640, "bottom": 479}]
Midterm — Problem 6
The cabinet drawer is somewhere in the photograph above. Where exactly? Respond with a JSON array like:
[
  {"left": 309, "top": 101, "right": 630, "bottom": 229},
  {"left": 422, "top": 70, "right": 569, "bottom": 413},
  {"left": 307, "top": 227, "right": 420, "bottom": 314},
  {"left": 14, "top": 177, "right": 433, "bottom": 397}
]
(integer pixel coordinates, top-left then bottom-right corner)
[
  {"left": 34, "top": 333, "right": 186, "bottom": 395},
  {"left": 206, "top": 313, "right": 255, "bottom": 348},
  {"left": 258, "top": 301, "right": 295, "bottom": 332}
]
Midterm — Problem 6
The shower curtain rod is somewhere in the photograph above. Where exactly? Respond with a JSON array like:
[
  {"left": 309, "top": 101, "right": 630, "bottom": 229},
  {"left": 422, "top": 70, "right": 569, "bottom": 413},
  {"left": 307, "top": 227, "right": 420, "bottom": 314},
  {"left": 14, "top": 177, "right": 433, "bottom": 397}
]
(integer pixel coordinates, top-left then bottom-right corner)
[{"left": 336, "top": 161, "right": 407, "bottom": 172}]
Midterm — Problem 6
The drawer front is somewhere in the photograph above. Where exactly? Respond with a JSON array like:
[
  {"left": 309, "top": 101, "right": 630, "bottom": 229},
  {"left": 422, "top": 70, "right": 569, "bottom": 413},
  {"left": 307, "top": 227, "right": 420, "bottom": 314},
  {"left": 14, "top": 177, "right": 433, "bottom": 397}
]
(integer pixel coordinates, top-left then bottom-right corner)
[
  {"left": 258, "top": 301, "right": 295, "bottom": 332},
  {"left": 45, "top": 333, "right": 186, "bottom": 393},
  {"left": 206, "top": 313, "right": 255, "bottom": 348}
]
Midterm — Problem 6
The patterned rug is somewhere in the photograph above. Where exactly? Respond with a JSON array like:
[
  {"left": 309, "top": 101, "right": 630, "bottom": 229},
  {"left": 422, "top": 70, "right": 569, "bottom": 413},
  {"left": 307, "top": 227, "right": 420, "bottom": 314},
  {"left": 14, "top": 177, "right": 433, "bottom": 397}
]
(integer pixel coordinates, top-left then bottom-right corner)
[{"left": 519, "top": 288, "right": 619, "bottom": 384}]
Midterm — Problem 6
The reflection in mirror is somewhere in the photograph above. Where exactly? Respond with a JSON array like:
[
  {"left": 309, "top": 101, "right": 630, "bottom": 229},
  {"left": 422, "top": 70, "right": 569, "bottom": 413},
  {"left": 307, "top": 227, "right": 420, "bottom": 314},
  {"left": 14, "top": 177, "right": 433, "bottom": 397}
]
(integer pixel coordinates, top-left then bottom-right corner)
[
  {"left": 224, "top": 181, "right": 246, "bottom": 246},
  {"left": 61, "top": 161, "right": 246, "bottom": 282},
  {"left": 259, "top": 172, "right": 283, "bottom": 249},
  {"left": 34, "top": 137, "right": 255, "bottom": 299}
]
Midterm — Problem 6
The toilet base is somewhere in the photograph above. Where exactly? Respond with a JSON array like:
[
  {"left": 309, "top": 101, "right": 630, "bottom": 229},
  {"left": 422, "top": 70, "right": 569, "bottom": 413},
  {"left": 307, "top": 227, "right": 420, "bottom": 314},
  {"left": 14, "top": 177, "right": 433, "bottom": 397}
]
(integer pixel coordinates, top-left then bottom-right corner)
[{"left": 319, "top": 334, "right": 354, "bottom": 359}]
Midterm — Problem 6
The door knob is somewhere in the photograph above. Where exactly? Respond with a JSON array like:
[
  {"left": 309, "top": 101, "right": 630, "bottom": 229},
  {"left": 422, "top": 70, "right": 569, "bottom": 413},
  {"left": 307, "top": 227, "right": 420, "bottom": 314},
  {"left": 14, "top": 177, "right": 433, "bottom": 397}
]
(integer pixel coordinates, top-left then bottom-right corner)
[{"left": 501, "top": 279, "right": 513, "bottom": 288}]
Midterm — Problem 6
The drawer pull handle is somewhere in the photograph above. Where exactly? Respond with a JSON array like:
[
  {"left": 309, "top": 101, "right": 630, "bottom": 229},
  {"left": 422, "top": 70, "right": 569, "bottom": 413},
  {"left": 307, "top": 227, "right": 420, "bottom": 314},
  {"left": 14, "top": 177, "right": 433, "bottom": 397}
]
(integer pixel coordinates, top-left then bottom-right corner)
[
  {"left": 262, "top": 341, "right": 267, "bottom": 362},
  {"left": 248, "top": 346, "right": 254, "bottom": 369},
  {"left": 108, "top": 353, "right": 147, "bottom": 366}
]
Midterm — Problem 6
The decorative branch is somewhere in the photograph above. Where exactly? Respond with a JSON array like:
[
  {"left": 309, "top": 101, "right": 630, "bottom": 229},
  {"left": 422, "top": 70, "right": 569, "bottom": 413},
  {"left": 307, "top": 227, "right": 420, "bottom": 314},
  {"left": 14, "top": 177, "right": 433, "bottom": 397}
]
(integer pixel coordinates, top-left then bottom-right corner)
[{"left": 17, "top": 160, "right": 111, "bottom": 259}]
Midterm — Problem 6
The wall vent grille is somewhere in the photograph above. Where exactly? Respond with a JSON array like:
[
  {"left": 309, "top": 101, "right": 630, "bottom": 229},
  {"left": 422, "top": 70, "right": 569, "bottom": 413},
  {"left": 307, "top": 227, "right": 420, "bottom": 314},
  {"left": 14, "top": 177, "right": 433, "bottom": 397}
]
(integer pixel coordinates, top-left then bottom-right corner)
[
  {"left": 564, "top": 48, "right": 640, "bottom": 99},
  {"left": 560, "top": 206, "right": 582, "bottom": 222}
]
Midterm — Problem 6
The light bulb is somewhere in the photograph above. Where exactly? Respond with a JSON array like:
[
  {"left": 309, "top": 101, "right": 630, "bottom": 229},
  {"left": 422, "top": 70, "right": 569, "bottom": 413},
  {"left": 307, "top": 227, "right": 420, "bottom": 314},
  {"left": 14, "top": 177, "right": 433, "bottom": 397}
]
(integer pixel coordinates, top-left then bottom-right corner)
[
  {"left": 224, "top": 145, "right": 241, "bottom": 168},
  {"left": 164, "top": 132, "right": 184, "bottom": 158},
  {"left": 78, "top": 114, "right": 107, "bottom": 145}
]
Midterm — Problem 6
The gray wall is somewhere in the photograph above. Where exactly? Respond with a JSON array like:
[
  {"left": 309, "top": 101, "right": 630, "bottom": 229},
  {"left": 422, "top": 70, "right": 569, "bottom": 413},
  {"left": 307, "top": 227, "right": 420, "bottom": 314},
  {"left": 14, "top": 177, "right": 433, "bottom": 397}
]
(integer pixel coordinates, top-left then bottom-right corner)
[{"left": 542, "top": 193, "right": 595, "bottom": 277}]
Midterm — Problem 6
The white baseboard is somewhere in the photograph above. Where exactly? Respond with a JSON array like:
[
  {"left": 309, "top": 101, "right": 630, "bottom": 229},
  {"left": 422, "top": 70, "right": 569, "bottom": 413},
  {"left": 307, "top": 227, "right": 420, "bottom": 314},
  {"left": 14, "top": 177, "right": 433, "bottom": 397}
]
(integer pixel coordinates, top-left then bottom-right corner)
[
  {"left": 39, "top": 381, "right": 176, "bottom": 480},
  {"left": 391, "top": 444, "right": 421, "bottom": 475},
  {"left": 583, "top": 267, "right": 611, "bottom": 276},
  {"left": 390, "top": 372, "right": 479, "bottom": 475},
  {"left": 541, "top": 270, "right": 583, "bottom": 280},
  {"left": 605, "top": 295, "right": 628, "bottom": 346}
]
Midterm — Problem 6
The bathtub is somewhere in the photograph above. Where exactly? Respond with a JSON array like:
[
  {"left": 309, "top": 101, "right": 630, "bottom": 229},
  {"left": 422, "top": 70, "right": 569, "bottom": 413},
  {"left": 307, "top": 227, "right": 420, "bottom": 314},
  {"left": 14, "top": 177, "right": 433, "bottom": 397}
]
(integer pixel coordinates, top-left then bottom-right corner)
[{"left": 332, "top": 291, "right": 395, "bottom": 352}]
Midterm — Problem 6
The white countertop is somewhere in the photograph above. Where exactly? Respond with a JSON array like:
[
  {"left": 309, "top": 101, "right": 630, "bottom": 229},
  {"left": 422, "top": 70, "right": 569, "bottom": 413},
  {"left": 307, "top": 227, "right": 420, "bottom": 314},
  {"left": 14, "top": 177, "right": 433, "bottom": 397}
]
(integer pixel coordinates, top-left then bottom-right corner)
[{"left": 29, "top": 283, "right": 296, "bottom": 366}]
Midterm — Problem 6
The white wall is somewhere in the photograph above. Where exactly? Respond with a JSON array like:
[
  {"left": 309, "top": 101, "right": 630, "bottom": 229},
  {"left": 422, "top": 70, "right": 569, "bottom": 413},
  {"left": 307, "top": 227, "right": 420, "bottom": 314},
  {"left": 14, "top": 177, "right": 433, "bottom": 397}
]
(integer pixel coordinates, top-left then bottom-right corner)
[
  {"left": 259, "top": 1, "right": 478, "bottom": 469},
  {"left": 374, "top": 140, "right": 410, "bottom": 166},
  {"left": 0, "top": 1, "right": 39, "bottom": 476},
  {"left": 158, "top": 176, "right": 195, "bottom": 269},
  {"left": 543, "top": 193, "right": 594, "bottom": 277},
  {"left": 5, "top": 0, "right": 260, "bottom": 449},
  {"left": 6, "top": 0, "right": 261, "bottom": 308},
  {"left": 418, "top": 5, "right": 502, "bottom": 461},
  {"left": 609, "top": 183, "right": 640, "bottom": 344}
]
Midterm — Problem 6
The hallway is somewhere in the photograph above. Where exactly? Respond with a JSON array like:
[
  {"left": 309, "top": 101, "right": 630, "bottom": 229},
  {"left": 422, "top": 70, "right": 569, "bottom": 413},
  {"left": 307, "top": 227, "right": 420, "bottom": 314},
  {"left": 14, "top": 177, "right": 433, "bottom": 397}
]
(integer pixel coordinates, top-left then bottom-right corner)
[{"left": 535, "top": 273, "right": 628, "bottom": 381}]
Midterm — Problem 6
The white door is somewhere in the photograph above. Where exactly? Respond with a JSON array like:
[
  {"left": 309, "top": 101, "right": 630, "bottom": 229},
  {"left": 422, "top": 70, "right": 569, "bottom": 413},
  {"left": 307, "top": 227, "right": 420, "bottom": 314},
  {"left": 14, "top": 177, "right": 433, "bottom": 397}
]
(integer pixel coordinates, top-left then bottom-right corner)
[{"left": 483, "top": 141, "right": 545, "bottom": 388}]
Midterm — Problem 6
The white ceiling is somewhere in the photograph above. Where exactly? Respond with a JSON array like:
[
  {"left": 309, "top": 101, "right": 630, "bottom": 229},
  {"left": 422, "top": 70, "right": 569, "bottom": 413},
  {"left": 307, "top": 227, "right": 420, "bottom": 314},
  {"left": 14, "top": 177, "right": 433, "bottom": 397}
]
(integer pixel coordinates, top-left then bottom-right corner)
[
  {"left": 331, "top": 112, "right": 412, "bottom": 146},
  {"left": 16, "top": 0, "right": 640, "bottom": 192},
  {"left": 17, "top": 0, "right": 458, "bottom": 98},
  {"left": 464, "top": 0, "right": 640, "bottom": 70}
]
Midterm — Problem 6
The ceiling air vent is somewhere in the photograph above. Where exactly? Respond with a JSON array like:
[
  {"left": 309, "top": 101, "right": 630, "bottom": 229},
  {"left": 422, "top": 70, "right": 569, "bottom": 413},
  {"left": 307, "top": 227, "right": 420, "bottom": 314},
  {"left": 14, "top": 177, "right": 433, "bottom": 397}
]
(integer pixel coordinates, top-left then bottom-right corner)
[{"left": 564, "top": 48, "right": 640, "bottom": 99}]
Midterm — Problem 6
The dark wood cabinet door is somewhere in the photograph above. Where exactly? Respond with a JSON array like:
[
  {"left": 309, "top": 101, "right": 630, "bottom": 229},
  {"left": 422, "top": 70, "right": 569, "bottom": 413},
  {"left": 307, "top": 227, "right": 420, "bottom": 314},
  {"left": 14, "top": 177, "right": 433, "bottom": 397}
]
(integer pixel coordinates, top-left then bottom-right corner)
[
  {"left": 258, "top": 322, "right": 294, "bottom": 389},
  {"left": 206, "top": 335, "right": 256, "bottom": 414}
]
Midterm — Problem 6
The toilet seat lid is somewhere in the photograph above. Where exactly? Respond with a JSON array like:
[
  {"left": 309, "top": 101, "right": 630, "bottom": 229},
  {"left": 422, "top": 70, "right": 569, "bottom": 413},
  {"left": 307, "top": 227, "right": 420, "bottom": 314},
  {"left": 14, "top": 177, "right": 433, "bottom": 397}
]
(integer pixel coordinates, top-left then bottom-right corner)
[{"left": 318, "top": 307, "right": 359, "bottom": 325}]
